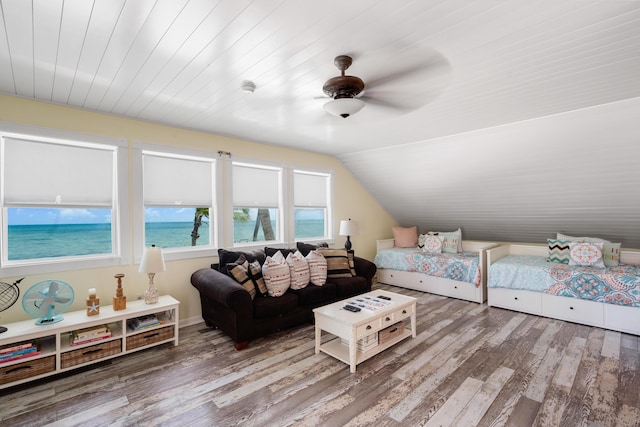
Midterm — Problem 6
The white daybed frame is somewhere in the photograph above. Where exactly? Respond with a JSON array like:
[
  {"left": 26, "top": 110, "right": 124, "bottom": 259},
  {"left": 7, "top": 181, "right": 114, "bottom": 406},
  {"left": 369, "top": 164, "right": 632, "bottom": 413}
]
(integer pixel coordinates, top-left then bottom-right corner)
[
  {"left": 486, "top": 244, "right": 640, "bottom": 336},
  {"left": 375, "top": 240, "right": 498, "bottom": 303}
]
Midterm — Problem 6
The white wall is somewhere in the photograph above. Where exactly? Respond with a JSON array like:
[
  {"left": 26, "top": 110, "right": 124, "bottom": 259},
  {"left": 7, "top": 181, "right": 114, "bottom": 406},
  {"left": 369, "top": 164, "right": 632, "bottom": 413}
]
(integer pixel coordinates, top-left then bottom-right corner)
[{"left": 340, "top": 97, "right": 640, "bottom": 247}]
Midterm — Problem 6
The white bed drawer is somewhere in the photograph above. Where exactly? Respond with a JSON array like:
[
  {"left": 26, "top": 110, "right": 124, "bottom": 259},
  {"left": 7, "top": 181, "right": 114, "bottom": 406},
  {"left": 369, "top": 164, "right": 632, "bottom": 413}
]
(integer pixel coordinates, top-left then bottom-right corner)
[
  {"left": 438, "top": 281, "right": 477, "bottom": 301},
  {"left": 605, "top": 304, "right": 640, "bottom": 335},
  {"left": 541, "top": 294, "right": 604, "bottom": 327},
  {"left": 488, "top": 288, "right": 542, "bottom": 315}
]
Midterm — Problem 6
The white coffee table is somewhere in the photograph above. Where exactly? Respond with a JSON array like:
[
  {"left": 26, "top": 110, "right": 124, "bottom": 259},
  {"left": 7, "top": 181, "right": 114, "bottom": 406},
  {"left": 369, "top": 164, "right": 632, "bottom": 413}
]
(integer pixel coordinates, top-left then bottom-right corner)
[{"left": 313, "top": 289, "right": 417, "bottom": 373}]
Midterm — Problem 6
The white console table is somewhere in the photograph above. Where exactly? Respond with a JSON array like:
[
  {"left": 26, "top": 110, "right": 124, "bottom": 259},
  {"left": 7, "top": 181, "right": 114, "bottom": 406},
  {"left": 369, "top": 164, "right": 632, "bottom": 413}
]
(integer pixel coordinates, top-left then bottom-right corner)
[{"left": 0, "top": 295, "right": 179, "bottom": 389}]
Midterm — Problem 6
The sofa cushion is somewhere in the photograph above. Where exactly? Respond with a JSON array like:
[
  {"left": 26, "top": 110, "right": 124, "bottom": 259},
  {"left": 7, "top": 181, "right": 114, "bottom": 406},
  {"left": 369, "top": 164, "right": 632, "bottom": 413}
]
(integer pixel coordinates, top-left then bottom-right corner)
[
  {"left": 317, "top": 248, "right": 353, "bottom": 278},
  {"left": 218, "top": 248, "right": 266, "bottom": 275},
  {"left": 306, "top": 250, "right": 328, "bottom": 286},
  {"left": 253, "top": 292, "right": 299, "bottom": 319},
  {"left": 296, "top": 241, "right": 329, "bottom": 257},
  {"left": 290, "top": 282, "right": 337, "bottom": 306},
  {"left": 248, "top": 260, "right": 268, "bottom": 297},
  {"left": 262, "top": 251, "right": 291, "bottom": 297},
  {"left": 226, "top": 256, "right": 256, "bottom": 299},
  {"left": 332, "top": 275, "right": 369, "bottom": 298},
  {"left": 265, "top": 246, "right": 295, "bottom": 259},
  {"left": 286, "top": 251, "right": 310, "bottom": 290}
]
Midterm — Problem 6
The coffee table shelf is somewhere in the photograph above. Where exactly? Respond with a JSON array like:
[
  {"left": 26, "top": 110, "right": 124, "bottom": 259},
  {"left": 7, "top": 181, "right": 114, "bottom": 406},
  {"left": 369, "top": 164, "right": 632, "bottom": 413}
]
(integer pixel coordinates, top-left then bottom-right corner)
[{"left": 313, "top": 290, "right": 416, "bottom": 373}]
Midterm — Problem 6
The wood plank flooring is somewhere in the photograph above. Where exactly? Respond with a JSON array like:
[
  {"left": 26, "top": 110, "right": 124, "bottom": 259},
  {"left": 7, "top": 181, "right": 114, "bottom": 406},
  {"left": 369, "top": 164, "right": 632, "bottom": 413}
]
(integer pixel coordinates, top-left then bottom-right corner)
[{"left": 1, "top": 283, "right": 639, "bottom": 427}]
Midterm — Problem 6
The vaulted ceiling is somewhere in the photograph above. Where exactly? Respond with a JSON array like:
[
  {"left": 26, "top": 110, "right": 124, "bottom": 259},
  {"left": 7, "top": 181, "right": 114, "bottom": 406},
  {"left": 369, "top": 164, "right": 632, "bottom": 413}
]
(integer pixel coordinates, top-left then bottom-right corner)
[
  {"left": 2, "top": 0, "right": 639, "bottom": 247},
  {"left": 1, "top": 0, "right": 638, "bottom": 156}
]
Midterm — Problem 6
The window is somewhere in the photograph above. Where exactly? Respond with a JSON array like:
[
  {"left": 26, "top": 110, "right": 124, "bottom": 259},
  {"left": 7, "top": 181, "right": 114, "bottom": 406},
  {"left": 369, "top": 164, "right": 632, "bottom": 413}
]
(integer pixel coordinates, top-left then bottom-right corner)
[
  {"left": 293, "top": 169, "right": 331, "bottom": 240},
  {"left": 232, "top": 162, "right": 282, "bottom": 245},
  {"left": 0, "top": 124, "right": 129, "bottom": 276},
  {"left": 134, "top": 145, "right": 217, "bottom": 260}
]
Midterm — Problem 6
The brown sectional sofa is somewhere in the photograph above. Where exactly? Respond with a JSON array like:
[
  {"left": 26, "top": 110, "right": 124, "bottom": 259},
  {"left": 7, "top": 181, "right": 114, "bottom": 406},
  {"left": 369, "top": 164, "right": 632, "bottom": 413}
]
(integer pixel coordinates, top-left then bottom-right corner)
[{"left": 190, "top": 242, "right": 377, "bottom": 350}]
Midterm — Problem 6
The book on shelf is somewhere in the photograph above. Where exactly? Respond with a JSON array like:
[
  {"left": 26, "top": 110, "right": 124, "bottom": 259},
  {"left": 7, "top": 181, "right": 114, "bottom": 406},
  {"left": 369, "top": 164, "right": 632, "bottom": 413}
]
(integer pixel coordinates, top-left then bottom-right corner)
[
  {"left": 0, "top": 341, "right": 39, "bottom": 363},
  {"left": 70, "top": 325, "right": 112, "bottom": 346},
  {"left": 127, "top": 314, "right": 163, "bottom": 331}
]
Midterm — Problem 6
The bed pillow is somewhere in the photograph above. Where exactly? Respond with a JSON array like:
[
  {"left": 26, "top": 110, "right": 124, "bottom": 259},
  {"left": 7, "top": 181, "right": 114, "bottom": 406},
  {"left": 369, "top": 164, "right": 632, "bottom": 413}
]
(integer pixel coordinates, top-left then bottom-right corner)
[
  {"left": 317, "top": 248, "right": 353, "bottom": 278},
  {"left": 557, "top": 233, "right": 621, "bottom": 266},
  {"left": 286, "top": 251, "right": 310, "bottom": 290},
  {"left": 428, "top": 228, "right": 462, "bottom": 253},
  {"left": 422, "top": 235, "right": 444, "bottom": 254},
  {"left": 392, "top": 226, "right": 418, "bottom": 248},
  {"left": 306, "top": 250, "right": 327, "bottom": 286},
  {"left": 547, "top": 239, "right": 571, "bottom": 264},
  {"left": 569, "top": 242, "right": 605, "bottom": 268},
  {"left": 261, "top": 251, "right": 290, "bottom": 296}
]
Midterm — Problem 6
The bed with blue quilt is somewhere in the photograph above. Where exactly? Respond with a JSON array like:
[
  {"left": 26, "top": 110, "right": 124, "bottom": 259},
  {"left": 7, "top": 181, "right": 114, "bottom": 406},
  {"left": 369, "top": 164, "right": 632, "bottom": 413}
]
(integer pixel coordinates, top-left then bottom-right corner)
[
  {"left": 487, "top": 244, "right": 640, "bottom": 336},
  {"left": 375, "top": 239, "right": 497, "bottom": 303}
]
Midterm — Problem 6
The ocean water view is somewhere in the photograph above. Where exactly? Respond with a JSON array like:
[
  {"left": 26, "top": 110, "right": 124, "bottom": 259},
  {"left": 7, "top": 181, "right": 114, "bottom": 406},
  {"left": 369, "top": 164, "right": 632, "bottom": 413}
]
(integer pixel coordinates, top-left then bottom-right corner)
[{"left": 7, "top": 220, "right": 325, "bottom": 260}]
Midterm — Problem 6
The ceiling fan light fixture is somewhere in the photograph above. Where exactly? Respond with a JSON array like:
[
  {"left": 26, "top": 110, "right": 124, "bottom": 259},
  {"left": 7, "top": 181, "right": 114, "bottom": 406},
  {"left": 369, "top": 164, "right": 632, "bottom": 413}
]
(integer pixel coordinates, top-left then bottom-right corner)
[
  {"left": 323, "top": 98, "right": 365, "bottom": 118},
  {"left": 241, "top": 80, "right": 256, "bottom": 94}
]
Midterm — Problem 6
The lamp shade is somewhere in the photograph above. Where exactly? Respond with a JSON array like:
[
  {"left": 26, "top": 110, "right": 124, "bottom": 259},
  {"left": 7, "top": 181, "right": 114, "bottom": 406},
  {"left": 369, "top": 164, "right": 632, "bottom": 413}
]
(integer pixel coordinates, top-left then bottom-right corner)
[
  {"left": 323, "top": 98, "right": 365, "bottom": 118},
  {"left": 139, "top": 245, "right": 166, "bottom": 274},
  {"left": 339, "top": 219, "right": 359, "bottom": 237}
]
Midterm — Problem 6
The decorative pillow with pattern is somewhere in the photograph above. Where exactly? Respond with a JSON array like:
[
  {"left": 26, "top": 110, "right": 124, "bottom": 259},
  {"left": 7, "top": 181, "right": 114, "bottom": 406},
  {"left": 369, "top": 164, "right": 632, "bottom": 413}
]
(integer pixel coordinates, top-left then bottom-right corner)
[
  {"left": 306, "top": 250, "right": 327, "bottom": 286},
  {"left": 226, "top": 255, "right": 256, "bottom": 299},
  {"left": 557, "top": 233, "right": 621, "bottom": 267},
  {"left": 248, "top": 260, "right": 268, "bottom": 297},
  {"left": 261, "top": 251, "right": 290, "bottom": 296},
  {"left": 547, "top": 239, "right": 571, "bottom": 264},
  {"left": 423, "top": 235, "right": 444, "bottom": 254},
  {"left": 428, "top": 228, "right": 463, "bottom": 253},
  {"left": 317, "top": 248, "right": 353, "bottom": 278},
  {"left": 286, "top": 251, "right": 310, "bottom": 290},
  {"left": 569, "top": 242, "right": 605, "bottom": 268}
]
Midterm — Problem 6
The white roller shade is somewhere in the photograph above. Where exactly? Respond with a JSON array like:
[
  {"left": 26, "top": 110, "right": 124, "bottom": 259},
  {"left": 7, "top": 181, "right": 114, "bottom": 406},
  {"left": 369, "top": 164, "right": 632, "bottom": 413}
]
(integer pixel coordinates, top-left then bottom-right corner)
[
  {"left": 143, "top": 153, "right": 213, "bottom": 206},
  {"left": 232, "top": 163, "right": 280, "bottom": 207},
  {"left": 3, "top": 137, "right": 114, "bottom": 206},
  {"left": 294, "top": 171, "right": 328, "bottom": 207}
]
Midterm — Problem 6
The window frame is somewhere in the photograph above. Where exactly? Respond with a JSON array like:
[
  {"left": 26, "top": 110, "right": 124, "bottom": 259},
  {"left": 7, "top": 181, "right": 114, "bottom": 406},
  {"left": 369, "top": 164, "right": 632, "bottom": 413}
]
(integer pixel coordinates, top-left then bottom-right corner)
[
  {"left": 0, "top": 122, "right": 130, "bottom": 278},
  {"left": 290, "top": 167, "right": 334, "bottom": 244},
  {"left": 132, "top": 142, "right": 220, "bottom": 263},
  {"left": 228, "top": 158, "right": 286, "bottom": 249}
]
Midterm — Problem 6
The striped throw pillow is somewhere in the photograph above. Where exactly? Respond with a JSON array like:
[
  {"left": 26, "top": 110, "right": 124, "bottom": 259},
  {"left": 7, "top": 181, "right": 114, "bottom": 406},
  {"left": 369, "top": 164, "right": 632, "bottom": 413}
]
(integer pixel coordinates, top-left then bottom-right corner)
[
  {"left": 248, "top": 260, "right": 268, "bottom": 297},
  {"left": 261, "top": 251, "right": 290, "bottom": 297},
  {"left": 226, "top": 256, "right": 256, "bottom": 299},
  {"left": 306, "top": 250, "right": 327, "bottom": 286},
  {"left": 547, "top": 239, "right": 571, "bottom": 264},
  {"left": 317, "top": 248, "right": 353, "bottom": 279},
  {"left": 286, "top": 251, "right": 310, "bottom": 290}
]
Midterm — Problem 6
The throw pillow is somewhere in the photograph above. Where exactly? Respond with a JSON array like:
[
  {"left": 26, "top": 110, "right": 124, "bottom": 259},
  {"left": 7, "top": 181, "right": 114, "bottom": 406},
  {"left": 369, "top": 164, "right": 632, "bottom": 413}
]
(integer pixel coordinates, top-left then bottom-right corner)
[
  {"left": 286, "top": 251, "right": 310, "bottom": 290},
  {"left": 557, "top": 233, "right": 621, "bottom": 267},
  {"left": 248, "top": 260, "right": 268, "bottom": 297},
  {"left": 347, "top": 249, "right": 357, "bottom": 276},
  {"left": 392, "top": 226, "right": 418, "bottom": 248},
  {"left": 547, "top": 239, "right": 571, "bottom": 264},
  {"left": 226, "top": 255, "right": 256, "bottom": 299},
  {"left": 296, "top": 241, "right": 329, "bottom": 256},
  {"left": 423, "top": 235, "right": 444, "bottom": 254},
  {"left": 306, "top": 250, "right": 327, "bottom": 286},
  {"left": 317, "top": 248, "right": 353, "bottom": 278},
  {"left": 428, "top": 228, "right": 463, "bottom": 253},
  {"left": 569, "top": 242, "right": 605, "bottom": 268},
  {"left": 261, "top": 251, "right": 290, "bottom": 297}
]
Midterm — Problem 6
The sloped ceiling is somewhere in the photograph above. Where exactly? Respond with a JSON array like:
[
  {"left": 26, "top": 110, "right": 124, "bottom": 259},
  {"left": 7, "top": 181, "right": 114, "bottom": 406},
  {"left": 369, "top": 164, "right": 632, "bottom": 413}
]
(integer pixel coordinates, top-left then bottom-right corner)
[{"left": 1, "top": 0, "right": 639, "bottom": 246}]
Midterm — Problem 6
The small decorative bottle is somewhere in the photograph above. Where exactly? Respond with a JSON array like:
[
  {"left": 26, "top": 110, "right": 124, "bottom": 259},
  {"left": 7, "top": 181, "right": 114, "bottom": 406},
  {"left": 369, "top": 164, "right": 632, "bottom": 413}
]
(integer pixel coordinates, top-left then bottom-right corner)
[
  {"left": 86, "top": 288, "right": 100, "bottom": 316},
  {"left": 113, "top": 273, "right": 127, "bottom": 311}
]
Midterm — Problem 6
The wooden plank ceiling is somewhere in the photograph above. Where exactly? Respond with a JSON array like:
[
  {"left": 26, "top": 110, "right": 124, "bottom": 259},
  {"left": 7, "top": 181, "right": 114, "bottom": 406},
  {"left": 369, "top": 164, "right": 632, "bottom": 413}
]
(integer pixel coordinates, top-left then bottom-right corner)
[{"left": 0, "top": 0, "right": 638, "bottom": 156}]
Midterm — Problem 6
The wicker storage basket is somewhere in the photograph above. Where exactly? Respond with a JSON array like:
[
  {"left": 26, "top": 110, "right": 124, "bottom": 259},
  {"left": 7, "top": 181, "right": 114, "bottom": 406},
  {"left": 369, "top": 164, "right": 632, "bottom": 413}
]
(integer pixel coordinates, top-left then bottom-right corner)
[
  {"left": 378, "top": 321, "right": 405, "bottom": 344},
  {"left": 61, "top": 340, "right": 121, "bottom": 369},
  {"left": 126, "top": 326, "right": 174, "bottom": 350},
  {"left": 0, "top": 355, "right": 55, "bottom": 385}
]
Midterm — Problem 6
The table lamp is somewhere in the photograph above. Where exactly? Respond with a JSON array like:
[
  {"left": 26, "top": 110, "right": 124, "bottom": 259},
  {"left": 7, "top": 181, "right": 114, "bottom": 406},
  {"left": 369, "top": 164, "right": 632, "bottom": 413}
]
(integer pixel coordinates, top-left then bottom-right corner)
[
  {"left": 139, "top": 245, "right": 166, "bottom": 304},
  {"left": 339, "top": 218, "right": 359, "bottom": 250}
]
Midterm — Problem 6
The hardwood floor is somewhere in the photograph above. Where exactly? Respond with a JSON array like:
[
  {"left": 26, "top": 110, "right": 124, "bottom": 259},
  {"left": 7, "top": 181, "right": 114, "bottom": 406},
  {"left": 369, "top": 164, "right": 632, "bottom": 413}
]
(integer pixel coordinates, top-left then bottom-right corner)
[{"left": 1, "top": 283, "right": 639, "bottom": 427}]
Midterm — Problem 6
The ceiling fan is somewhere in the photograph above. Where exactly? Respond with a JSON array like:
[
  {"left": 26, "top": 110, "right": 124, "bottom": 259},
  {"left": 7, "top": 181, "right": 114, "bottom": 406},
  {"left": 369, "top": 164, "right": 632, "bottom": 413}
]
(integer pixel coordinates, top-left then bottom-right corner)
[{"left": 320, "top": 52, "right": 451, "bottom": 119}]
